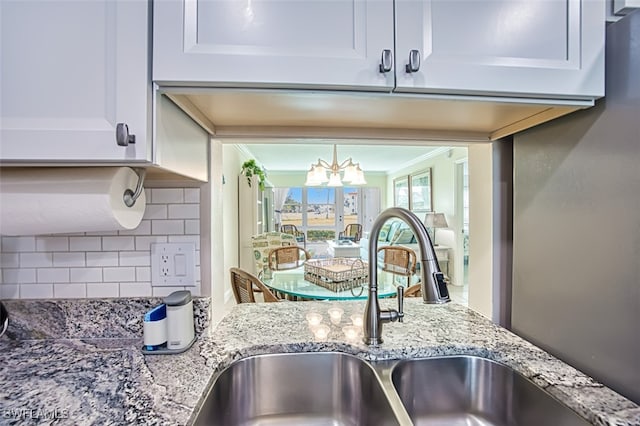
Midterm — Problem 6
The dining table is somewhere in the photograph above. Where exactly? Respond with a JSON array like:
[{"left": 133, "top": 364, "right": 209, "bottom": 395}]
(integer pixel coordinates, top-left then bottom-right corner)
[{"left": 262, "top": 265, "right": 411, "bottom": 301}]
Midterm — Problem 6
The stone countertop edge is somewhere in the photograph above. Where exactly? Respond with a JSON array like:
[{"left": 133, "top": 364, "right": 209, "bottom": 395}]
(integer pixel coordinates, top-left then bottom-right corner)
[{"left": 0, "top": 298, "right": 638, "bottom": 426}]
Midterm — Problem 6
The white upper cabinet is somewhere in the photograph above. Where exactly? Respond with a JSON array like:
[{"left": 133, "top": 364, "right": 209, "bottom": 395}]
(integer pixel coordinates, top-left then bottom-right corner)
[
  {"left": 153, "top": 0, "right": 604, "bottom": 100},
  {"left": 394, "top": 0, "right": 604, "bottom": 99},
  {"left": 153, "top": 0, "right": 395, "bottom": 91},
  {"left": 0, "top": 0, "right": 150, "bottom": 162}
]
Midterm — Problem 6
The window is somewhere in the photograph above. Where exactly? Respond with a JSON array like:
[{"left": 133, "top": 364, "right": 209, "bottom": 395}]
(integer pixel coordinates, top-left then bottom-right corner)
[
  {"left": 307, "top": 187, "right": 336, "bottom": 228},
  {"left": 281, "top": 188, "right": 302, "bottom": 227},
  {"left": 275, "top": 187, "right": 363, "bottom": 242}
]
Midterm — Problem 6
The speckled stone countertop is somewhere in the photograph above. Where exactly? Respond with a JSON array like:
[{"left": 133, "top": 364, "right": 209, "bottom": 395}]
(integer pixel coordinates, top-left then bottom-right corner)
[{"left": 1, "top": 298, "right": 638, "bottom": 426}]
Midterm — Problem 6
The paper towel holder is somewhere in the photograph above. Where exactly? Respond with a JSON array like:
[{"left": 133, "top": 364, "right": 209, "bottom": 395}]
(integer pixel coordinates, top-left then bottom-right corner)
[{"left": 123, "top": 168, "right": 147, "bottom": 208}]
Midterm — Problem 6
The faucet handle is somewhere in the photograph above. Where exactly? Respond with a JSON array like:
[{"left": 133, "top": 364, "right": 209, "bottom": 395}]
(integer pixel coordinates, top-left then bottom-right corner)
[{"left": 397, "top": 285, "right": 405, "bottom": 323}]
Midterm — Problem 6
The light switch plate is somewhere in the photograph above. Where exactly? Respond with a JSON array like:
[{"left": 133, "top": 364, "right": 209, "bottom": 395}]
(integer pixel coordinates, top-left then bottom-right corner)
[{"left": 151, "top": 243, "right": 196, "bottom": 287}]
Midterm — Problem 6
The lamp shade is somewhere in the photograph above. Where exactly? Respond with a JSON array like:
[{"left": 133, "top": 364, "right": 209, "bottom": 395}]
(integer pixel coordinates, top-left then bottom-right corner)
[
  {"left": 424, "top": 212, "right": 448, "bottom": 228},
  {"left": 327, "top": 172, "right": 343, "bottom": 187}
]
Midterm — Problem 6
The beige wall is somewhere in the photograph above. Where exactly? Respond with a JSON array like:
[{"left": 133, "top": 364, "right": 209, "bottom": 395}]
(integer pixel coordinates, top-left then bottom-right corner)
[
  {"left": 386, "top": 147, "right": 467, "bottom": 286},
  {"left": 384, "top": 145, "right": 495, "bottom": 319},
  {"left": 467, "top": 144, "right": 493, "bottom": 318}
]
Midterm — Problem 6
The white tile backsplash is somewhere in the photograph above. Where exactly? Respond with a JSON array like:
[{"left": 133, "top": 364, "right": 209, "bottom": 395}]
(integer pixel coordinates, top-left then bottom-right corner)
[
  {"left": 135, "top": 236, "right": 168, "bottom": 251},
  {"left": 70, "top": 268, "right": 103, "bottom": 283},
  {"left": 86, "top": 282, "right": 119, "bottom": 298},
  {"left": 0, "top": 284, "right": 19, "bottom": 299},
  {"left": 0, "top": 253, "right": 19, "bottom": 268},
  {"left": 21, "top": 284, "right": 54, "bottom": 299},
  {"left": 168, "top": 204, "right": 200, "bottom": 219},
  {"left": 184, "top": 220, "right": 200, "bottom": 235},
  {"left": 135, "top": 266, "right": 151, "bottom": 282},
  {"left": 36, "top": 237, "right": 69, "bottom": 252},
  {"left": 102, "top": 236, "right": 135, "bottom": 251},
  {"left": 103, "top": 267, "right": 136, "bottom": 283},
  {"left": 119, "top": 282, "right": 152, "bottom": 298},
  {"left": 143, "top": 204, "right": 168, "bottom": 220},
  {"left": 151, "top": 188, "right": 184, "bottom": 204},
  {"left": 184, "top": 188, "right": 200, "bottom": 203},
  {"left": 0, "top": 187, "right": 202, "bottom": 299},
  {"left": 69, "top": 237, "right": 102, "bottom": 252},
  {"left": 54, "top": 283, "right": 87, "bottom": 298},
  {"left": 53, "top": 252, "right": 85, "bottom": 267},
  {"left": 119, "top": 251, "right": 151, "bottom": 267},
  {"left": 1, "top": 237, "right": 36, "bottom": 252},
  {"left": 37, "top": 268, "right": 70, "bottom": 283},
  {"left": 20, "top": 253, "right": 53, "bottom": 268},
  {"left": 86, "top": 252, "right": 119, "bottom": 267},
  {"left": 2, "top": 268, "right": 36, "bottom": 284},
  {"left": 151, "top": 220, "right": 184, "bottom": 235}
]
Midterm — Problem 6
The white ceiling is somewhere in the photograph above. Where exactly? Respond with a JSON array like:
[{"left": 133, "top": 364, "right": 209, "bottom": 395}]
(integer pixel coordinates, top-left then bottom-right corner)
[{"left": 240, "top": 143, "right": 449, "bottom": 173}]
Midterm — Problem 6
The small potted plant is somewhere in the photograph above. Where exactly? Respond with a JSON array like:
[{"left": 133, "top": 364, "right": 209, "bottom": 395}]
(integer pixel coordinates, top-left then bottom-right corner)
[{"left": 240, "top": 159, "right": 266, "bottom": 191}]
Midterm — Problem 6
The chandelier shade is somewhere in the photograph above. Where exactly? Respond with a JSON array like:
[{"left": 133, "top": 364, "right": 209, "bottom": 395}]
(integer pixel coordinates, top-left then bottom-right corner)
[{"left": 304, "top": 145, "right": 367, "bottom": 187}]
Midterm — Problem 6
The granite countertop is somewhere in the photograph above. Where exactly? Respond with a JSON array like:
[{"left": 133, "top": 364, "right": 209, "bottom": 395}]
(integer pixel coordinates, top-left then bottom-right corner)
[{"left": 0, "top": 298, "right": 638, "bottom": 426}]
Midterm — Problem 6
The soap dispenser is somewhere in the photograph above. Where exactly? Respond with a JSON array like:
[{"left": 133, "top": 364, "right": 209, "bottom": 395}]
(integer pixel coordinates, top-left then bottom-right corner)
[
  {"left": 141, "top": 290, "right": 195, "bottom": 355},
  {"left": 164, "top": 290, "right": 195, "bottom": 351}
]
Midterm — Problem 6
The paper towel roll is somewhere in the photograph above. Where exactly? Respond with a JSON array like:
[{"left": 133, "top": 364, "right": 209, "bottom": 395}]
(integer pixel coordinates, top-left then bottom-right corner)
[{"left": 0, "top": 167, "right": 146, "bottom": 236}]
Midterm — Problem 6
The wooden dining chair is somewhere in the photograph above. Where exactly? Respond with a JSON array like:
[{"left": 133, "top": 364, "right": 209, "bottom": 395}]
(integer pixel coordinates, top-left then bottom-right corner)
[
  {"left": 251, "top": 232, "right": 298, "bottom": 278},
  {"left": 268, "top": 246, "right": 311, "bottom": 271},
  {"left": 230, "top": 267, "right": 280, "bottom": 303},
  {"left": 339, "top": 223, "right": 363, "bottom": 242},
  {"left": 377, "top": 246, "right": 417, "bottom": 287},
  {"left": 280, "top": 224, "right": 307, "bottom": 248}
]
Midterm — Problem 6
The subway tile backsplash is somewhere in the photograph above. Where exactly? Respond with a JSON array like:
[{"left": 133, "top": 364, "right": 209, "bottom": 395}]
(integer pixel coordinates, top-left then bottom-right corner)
[{"left": 0, "top": 187, "right": 201, "bottom": 299}]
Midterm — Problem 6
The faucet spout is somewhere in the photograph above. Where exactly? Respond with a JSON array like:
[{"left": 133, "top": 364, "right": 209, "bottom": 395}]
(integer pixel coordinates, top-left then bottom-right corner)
[{"left": 363, "top": 207, "right": 450, "bottom": 345}]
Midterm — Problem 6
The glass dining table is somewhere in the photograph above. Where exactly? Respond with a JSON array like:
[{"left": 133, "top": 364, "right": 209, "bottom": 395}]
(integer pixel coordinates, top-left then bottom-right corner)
[{"left": 262, "top": 266, "right": 403, "bottom": 301}]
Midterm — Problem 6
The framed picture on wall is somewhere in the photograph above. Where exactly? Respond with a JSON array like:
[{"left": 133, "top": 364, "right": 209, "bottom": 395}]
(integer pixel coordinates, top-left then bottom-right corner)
[
  {"left": 393, "top": 176, "right": 411, "bottom": 209},
  {"left": 410, "top": 168, "right": 432, "bottom": 212}
]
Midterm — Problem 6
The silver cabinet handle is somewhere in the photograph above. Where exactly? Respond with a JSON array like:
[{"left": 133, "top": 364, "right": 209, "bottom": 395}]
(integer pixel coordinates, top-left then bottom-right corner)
[
  {"left": 405, "top": 49, "right": 421, "bottom": 73},
  {"left": 116, "top": 123, "right": 136, "bottom": 146},
  {"left": 379, "top": 49, "right": 393, "bottom": 73}
]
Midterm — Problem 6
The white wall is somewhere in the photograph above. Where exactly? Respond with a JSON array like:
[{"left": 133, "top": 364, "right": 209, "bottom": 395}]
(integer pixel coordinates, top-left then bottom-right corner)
[{"left": 208, "top": 143, "right": 252, "bottom": 324}]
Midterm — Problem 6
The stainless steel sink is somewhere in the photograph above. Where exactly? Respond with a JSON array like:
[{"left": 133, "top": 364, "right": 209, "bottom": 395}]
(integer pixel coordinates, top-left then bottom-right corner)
[
  {"left": 192, "top": 352, "right": 401, "bottom": 426},
  {"left": 389, "top": 355, "right": 591, "bottom": 426},
  {"left": 192, "top": 352, "right": 592, "bottom": 426}
]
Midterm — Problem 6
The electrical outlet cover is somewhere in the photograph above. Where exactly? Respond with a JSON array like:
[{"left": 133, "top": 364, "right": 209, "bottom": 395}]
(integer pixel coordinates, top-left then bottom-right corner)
[{"left": 151, "top": 243, "right": 196, "bottom": 287}]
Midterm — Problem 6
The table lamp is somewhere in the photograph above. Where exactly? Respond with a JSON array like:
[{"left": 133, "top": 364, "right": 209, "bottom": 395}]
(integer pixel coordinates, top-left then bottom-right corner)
[{"left": 423, "top": 212, "right": 448, "bottom": 246}]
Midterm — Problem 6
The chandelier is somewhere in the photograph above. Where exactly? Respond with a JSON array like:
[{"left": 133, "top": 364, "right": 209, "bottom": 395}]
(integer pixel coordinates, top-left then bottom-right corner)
[{"left": 304, "top": 145, "right": 367, "bottom": 187}]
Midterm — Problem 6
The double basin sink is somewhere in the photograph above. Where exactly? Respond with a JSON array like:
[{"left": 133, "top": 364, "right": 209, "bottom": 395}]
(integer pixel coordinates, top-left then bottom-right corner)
[{"left": 192, "top": 352, "right": 591, "bottom": 426}]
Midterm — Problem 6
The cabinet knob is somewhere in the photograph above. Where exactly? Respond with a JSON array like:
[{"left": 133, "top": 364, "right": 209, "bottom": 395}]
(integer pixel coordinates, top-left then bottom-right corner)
[
  {"left": 405, "top": 49, "right": 421, "bottom": 73},
  {"left": 116, "top": 123, "right": 136, "bottom": 146},
  {"left": 379, "top": 49, "right": 393, "bottom": 73}
]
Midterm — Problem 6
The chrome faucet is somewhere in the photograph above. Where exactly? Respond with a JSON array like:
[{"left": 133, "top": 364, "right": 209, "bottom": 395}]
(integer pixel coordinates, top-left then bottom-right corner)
[{"left": 363, "top": 207, "right": 450, "bottom": 345}]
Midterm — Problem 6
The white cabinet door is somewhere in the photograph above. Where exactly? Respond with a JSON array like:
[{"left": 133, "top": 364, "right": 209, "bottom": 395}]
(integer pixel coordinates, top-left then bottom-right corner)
[
  {"left": 153, "top": 0, "right": 394, "bottom": 91},
  {"left": 0, "top": 0, "right": 150, "bottom": 162},
  {"left": 394, "top": 0, "right": 604, "bottom": 99}
]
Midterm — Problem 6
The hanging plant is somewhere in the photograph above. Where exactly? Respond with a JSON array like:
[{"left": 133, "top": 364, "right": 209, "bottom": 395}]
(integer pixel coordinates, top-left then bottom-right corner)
[{"left": 240, "top": 159, "right": 266, "bottom": 191}]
